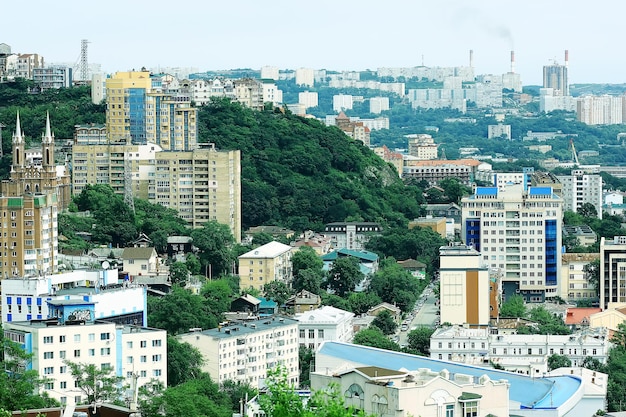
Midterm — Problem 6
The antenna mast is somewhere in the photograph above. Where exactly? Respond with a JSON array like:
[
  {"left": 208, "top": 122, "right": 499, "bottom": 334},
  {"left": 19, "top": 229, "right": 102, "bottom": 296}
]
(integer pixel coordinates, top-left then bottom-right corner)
[{"left": 79, "top": 39, "right": 90, "bottom": 82}]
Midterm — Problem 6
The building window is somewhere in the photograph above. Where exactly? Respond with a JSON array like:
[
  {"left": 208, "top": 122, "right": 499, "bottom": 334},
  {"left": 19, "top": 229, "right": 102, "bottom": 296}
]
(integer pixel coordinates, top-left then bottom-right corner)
[
  {"left": 44, "top": 352, "right": 54, "bottom": 359},
  {"left": 299, "top": 329, "right": 305, "bottom": 338},
  {"left": 462, "top": 401, "right": 479, "bottom": 417},
  {"left": 318, "top": 329, "right": 324, "bottom": 338},
  {"left": 44, "top": 367, "right": 54, "bottom": 375},
  {"left": 89, "top": 349, "right": 95, "bottom": 357},
  {"left": 74, "top": 334, "right": 81, "bottom": 343},
  {"left": 141, "top": 341, "right": 147, "bottom": 348},
  {"left": 446, "top": 404, "right": 454, "bottom": 417},
  {"left": 153, "top": 369, "right": 162, "bottom": 377},
  {"left": 100, "top": 332, "right": 111, "bottom": 340},
  {"left": 43, "top": 336, "right": 53, "bottom": 344},
  {"left": 152, "top": 339, "right": 162, "bottom": 347},
  {"left": 141, "top": 356, "right": 147, "bottom": 363},
  {"left": 308, "top": 329, "right": 314, "bottom": 338},
  {"left": 152, "top": 354, "right": 162, "bottom": 362},
  {"left": 74, "top": 349, "right": 81, "bottom": 358},
  {"left": 60, "top": 335, "right": 66, "bottom": 343},
  {"left": 89, "top": 333, "right": 95, "bottom": 342},
  {"left": 101, "top": 348, "right": 111, "bottom": 356}
]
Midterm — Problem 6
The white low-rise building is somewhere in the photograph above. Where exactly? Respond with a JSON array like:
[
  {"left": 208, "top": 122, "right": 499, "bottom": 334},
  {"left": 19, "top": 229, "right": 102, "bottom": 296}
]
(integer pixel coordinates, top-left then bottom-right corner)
[
  {"left": 429, "top": 325, "right": 610, "bottom": 375},
  {"left": 179, "top": 317, "right": 299, "bottom": 388},
  {"left": 2, "top": 269, "right": 147, "bottom": 326},
  {"left": 295, "top": 306, "right": 354, "bottom": 349},
  {"left": 4, "top": 315, "right": 167, "bottom": 406}
]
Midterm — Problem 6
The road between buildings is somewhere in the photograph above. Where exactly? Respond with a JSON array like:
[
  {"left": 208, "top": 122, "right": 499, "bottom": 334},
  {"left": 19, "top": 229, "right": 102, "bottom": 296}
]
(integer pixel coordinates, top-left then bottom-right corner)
[{"left": 398, "top": 286, "right": 439, "bottom": 346}]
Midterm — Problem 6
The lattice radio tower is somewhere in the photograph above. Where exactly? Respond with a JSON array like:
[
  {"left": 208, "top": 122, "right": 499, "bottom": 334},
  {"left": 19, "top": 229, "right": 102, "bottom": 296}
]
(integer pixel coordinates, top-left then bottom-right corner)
[{"left": 79, "top": 39, "right": 90, "bottom": 82}]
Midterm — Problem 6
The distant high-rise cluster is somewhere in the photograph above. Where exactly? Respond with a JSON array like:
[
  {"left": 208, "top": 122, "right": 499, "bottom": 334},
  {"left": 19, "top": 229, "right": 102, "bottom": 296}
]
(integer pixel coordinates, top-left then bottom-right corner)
[{"left": 543, "top": 50, "right": 569, "bottom": 96}]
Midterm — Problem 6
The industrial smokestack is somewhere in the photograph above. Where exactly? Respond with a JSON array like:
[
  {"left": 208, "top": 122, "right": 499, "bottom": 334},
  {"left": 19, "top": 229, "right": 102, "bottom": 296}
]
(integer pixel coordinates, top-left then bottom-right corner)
[
  {"left": 510, "top": 50, "right": 515, "bottom": 73},
  {"left": 565, "top": 49, "right": 569, "bottom": 67},
  {"left": 469, "top": 49, "right": 474, "bottom": 68}
]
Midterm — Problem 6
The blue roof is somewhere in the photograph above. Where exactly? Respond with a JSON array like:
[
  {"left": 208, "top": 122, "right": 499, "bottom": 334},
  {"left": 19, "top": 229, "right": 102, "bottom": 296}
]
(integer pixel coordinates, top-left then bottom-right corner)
[
  {"left": 317, "top": 342, "right": 581, "bottom": 410},
  {"left": 529, "top": 187, "right": 553, "bottom": 196},
  {"left": 321, "top": 248, "right": 379, "bottom": 262},
  {"left": 257, "top": 297, "right": 278, "bottom": 309},
  {"left": 475, "top": 187, "right": 498, "bottom": 196}
]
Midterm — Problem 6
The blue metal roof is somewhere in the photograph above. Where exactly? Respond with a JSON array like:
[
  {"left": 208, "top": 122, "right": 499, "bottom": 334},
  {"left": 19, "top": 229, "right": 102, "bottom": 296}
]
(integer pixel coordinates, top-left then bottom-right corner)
[
  {"left": 475, "top": 187, "right": 498, "bottom": 196},
  {"left": 317, "top": 342, "right": 581, "bottom": 410},
  {"left": 529, "top": 187, "right": 553, "bottom": 196}
]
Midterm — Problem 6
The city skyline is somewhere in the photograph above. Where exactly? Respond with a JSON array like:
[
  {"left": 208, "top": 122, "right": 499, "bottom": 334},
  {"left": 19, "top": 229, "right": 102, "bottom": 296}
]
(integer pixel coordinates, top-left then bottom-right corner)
[{"left": 2, "top": 0, "right": 625, "bottom": 85}]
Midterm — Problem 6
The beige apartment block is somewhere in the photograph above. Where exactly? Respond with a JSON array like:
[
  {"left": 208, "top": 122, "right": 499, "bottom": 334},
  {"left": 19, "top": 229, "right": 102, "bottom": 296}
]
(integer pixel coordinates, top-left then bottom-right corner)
[
  {"left": 238, "top": 241, "right": 293, "bottom": 293},
  {"left": 72, "top": 143, "right": 241, "bottom": 240}
]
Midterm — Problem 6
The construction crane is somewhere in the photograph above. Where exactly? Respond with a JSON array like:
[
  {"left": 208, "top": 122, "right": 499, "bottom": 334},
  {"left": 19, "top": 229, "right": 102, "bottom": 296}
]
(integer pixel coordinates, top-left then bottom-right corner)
[{"left": 570, "top": 138, "right": 580, "bottom": 165}]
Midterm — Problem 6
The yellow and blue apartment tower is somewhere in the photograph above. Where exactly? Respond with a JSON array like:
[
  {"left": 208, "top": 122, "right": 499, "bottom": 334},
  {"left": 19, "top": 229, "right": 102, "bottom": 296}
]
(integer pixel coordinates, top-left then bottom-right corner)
[
  {"left": 106, "top": 71, "right": 152, "bottom": 144},
  {"left": 106, "top": 72, "right": 198, "bottom": 150}
]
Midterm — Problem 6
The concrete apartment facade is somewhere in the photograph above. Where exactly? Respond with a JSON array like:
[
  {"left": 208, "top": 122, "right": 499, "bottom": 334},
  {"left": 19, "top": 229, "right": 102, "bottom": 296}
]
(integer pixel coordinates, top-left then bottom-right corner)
[
  {"left": 462, "top": 185, "right": 563, "bottom": 302},
  {"left": 294, "top": 306, "right": 354, "bottom": 349},
  {"left": 72, "top": 142, "right": 241, "bottom": 238},
  {"left": 4, "top": 317, "right": 167, "bottom": 406},
  {"left": 238, "top": 241, "right": 293, "bottom": 292},
  {"left": 179, "top": 317, "right": 299, "bottom": 387},
  {"left": 600, "top": 236, "right": 626, "bottom": 310},
  {"left": 439, "top": 245, "right": 490, "bottom": 326},
  {"left": 556, "top": 170, "right": 603, "bottom": 219}
]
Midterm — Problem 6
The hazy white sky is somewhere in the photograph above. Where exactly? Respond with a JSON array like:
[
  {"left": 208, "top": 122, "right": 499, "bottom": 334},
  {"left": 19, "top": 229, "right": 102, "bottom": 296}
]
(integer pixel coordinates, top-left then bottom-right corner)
[{"left": 3, "top": 0, "right": 623, "bottom": 85}]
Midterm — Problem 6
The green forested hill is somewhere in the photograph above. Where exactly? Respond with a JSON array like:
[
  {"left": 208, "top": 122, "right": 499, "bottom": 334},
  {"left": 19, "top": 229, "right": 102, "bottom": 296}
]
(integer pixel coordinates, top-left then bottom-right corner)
[{"left": 197, "top": 99, "right": 424, "bottom": 231}]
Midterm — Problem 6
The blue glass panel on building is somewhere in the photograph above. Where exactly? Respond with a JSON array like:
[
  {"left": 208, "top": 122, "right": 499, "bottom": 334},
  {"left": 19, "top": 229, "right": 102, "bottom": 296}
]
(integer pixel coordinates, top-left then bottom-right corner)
[
  {"left": 545, "top": 219, "right": 558, "bottom": 286},
  {"left": 529, "top": 187, "right": 553, "bottom": 196},
  {"left": 36, "top": 298, "right": 42, "bottom": 306},
  {"left": 6, "top": 297, "right": 11, "bottom": 304},
  {"left": 465, "top": 219, "right": 481, "bottom": 251},
  {"left": 37, "top": 315, "right": 42, "bottom": 320},
  {"left": 16, "top": 297, "right": 21, "bottom": 305},
  {"left": 6, "top": 314, "right": 11, "bottom": 322},
  {"left": 27, "top": 298, "right": 32, "bottom": 305},
  {"left": 26, "top": 314, "right": 32, "bottom": 320},
  {"left": 129, "top": 88, "right": 147, "bottom": 144}
]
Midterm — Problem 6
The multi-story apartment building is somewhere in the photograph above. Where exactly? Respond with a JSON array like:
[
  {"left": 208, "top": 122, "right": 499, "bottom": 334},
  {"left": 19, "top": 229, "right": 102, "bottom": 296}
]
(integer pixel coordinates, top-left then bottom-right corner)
[
  {"left": 577, "top": 95, "right": 624, "bottom": 125},
  {"left": 3, "top": 311, "right": 167, "bottom": 405},
  {"left": 105, "top": 71, "right": 198, "bottom": 150},
  {"left": 295, "top": 68, "right": 314, "bottom": 87},
  {"left": 294, "top": 306, "right": 354, "bottom": 349},
  {"left": 561, "top": 253, "right": 600, "bottom": 302},
  {"left": 487, "top": 124, "right": 511, "bottom": 140},
  {"left": 71, "top": 142, "right": 241, "bottom": 238},
  {"left": 599, "top": 236, "right": 626, "bottom": 310},
  {"left": 234, "top": 78, "right": 264, "bottom": 110},
  {"left": 323, "top": 222, "right": 382, "bottom": 251},
  {"left": 6, "top": 53, "right": 45, "bottom": 79},
  {"left": 403, "top": 158, "right": 483, "bottom": 185},
  {"left": 556, "top": 169, "right": 603, "bottom": 219},
  {"left": 298, "top": 91, "right": 318, "bottom": 109},
  {"left": 260, "top": 66, "right": 279, "bottom": 80},
  {"left": 333, "top": 94, "right": 353, "bottom": 112},
  {"left": 439, "top": 244, "right": 490, "bottom": 326},
  {"left": 369, "top": 96, "right": 389, "bottom": 114},
  {"left": 407, "top": 134, "right": 438, "bottom": 160},
  {"left": 461, "top": 185, "right": 563, "bottom": 302},
  {"left": 429, "top": 325, "right": 609, "bottom": 375},
  {"left": 178, "top": 317, "right": 299, "bottom": 387},
  {"left": 238, "top": 241, "right": 293, "bottom": 292},
  {"left": 543, "top": 52, "right": 569, "bottom": 96},
  {"left": 2, "top": 268, "right": 146, "bottom": 325},
  {"left": 74, "top": 124, "right": 107, "bottom": 145},
  {"left": 33, "top": 66, "right": 73, "bottom": 90}
]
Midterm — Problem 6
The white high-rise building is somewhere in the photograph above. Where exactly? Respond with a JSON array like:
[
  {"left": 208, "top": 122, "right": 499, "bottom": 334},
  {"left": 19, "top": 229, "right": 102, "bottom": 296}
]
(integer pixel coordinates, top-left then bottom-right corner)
[
  {"left": 260, "top": 66, "right": 279, "bottom": 80},
  {"left": 333, "top": 94, "right": 353, "bottom": 112},
  {"left": 600, "top": 236, "right": 626, "bottom": 310},
  {"left": 556, "top": 169, "right": 603, "bottom": 219},
  {"left": 295, "top": 68, "right": 314, "bottom": 87},
  {"left": 299, "top": 91, "right": 318, "bottom": 109},
  {"left": 461, "top": 184, "right": 562, "bottom": 302},
  {"left": 369, "top": 96, "right": 390, "bottom": 114},
  {"left": 294, "top": 306, "right": 354, "bottom": 349}
]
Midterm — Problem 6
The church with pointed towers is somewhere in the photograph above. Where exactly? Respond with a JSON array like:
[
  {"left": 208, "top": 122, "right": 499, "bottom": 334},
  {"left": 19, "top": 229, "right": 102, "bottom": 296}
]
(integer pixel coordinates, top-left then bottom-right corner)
[{"left": 0, "top": 112, "right": 70, "bottom": 279}]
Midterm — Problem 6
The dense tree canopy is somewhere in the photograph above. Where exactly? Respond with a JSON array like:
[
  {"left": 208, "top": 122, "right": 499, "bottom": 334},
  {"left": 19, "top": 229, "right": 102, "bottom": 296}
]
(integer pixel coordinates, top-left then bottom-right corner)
[{"left": 197, "top": 98, "right": 423, "bottom": 231}]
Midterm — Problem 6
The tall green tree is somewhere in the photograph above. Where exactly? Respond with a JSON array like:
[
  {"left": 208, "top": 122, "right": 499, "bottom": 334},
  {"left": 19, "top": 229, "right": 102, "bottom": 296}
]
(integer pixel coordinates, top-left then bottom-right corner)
[
  {"left": 407, "top": 327, "right": 435, "bottom": 356},
  {"left": 191, "top": 221, "right": 236, "bottom": 277},
  {"left": 201, "top": 279, "right": 235, "bottom": 316},
  {"left": 0, "top": 326, "right": 58, "bottom": 411},
  {"left": 353, "top": 328, "right": 400, "bottom": 351},
  {"left": 263, "top": 280, "right": 292, "bottom": 306},
  {"left": 292, "top": 246, "right": 324, "bottom": 276},
  {"left": 584, "top": 258, "right": 601, "bottom": 297},
  {"left": 371, "top": 310, "right": 397, "bottom": 335},
  {"left": 368, "top": 258, "right": 423, "bottom": 312},
  {"left": 169, "top": 262, "right": 189, "bottom": 286},
  {"left": 65, "top": 361, "right": 125, "bottom": 405},
  {"left": 167, "top": 336, "right": 204, "bottom": 387},
  {"left": 148, "top": 287, "right": 218, "bottom": 335},
  {"left": 500, "top": 295, "right": 527, "bottom": 318},
  {"left": 547, "top": 354, "right": 572, "bottom": 371},
  {"left": 326, "top": 257, "right": 363, "bottom": 297},
  {"left": 292, "top": 268, "right": 324, "bottom": 295}
]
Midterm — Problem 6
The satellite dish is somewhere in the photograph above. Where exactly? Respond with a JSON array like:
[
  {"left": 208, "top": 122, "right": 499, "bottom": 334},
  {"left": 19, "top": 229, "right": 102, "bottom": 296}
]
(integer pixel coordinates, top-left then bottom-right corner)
[{"left": 101, "top": 261, "right": 110, "bottom": 270}]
